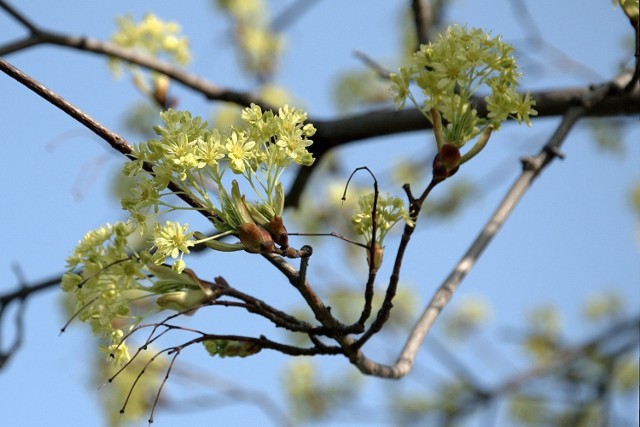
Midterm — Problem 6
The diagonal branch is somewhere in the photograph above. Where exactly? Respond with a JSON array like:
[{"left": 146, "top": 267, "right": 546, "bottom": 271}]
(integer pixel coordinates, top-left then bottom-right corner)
[
  {"left": 2, "top": 2, "right": 638, "bottom": 210},
  {"left": 0, "top": 0, "right": 37, "bottom": 32},
  {"left": 0, "top": 1, "right": 269, "bottom": 108},
  {"left": 339, "top": 81, "right": 616, "bottom": 378},
  {"left": 0, "top": 58, "right": 214, "bottom": 217}
]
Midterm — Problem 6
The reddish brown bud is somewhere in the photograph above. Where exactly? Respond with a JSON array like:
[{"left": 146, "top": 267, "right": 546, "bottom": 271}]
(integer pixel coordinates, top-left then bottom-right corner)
[
  {"left": 266, "top": 215, "right": 289, "bottom": 248},
  {"left": 433, "top": 143, "right": 461, "bottom": 180},
  {"left": 238, "top": 223, "right": 275, "bottom": 253}
]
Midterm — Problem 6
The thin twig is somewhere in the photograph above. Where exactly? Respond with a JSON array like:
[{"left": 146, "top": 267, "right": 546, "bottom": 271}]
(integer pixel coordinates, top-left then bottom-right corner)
[
  {"left": 0, "top": 59, "right": 217, "bottom": 220},
  {"left": 270, "top": 0, "right": 323, "bottom": 31},
  {"left": 0, "top": 1, "right": 269, "bottom": 108},
  {"left": 353, "top": 50, "right": 393, "bottom": 78},
  {"left": 341, "top": 81, "right": 615, "bottom": 378},
  {"left": 0, "top": 273, "right": 60, "bottom": 369},
  {"left": 341, "top": 166, "right": 381, "bottom": 331},
  {"left": 0, "top": 0, "right": 38, "bottom": 32},
  {"left": 508, "top": 0, "right": 603, "bottom": 82},
  {"left": 167, "top": 362, "right": 294, "bottom": 427},
  {"left": 490, "top": 314, "right": 640, "bottom": 397}
]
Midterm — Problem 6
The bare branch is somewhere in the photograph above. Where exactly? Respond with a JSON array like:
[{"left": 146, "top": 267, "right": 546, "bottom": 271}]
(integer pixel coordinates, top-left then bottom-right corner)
[
  {"left": 0, "top": 0, "right": 38, "bottom": 33},
  {"left": 508, "top": 0, "right": 603, "bottom": 82},
  {"left": 166, "top": 363, "right": 294, "bottom": 427},
  {"left": 491, "top": 314, "right": 640, "bottom": 397},
  {"left": 353, "top": 50, "right": 393, "bottom": 78},
  {"left": 0, "top": 273, "right": 60, "bottom": 369},
  {"left": 271, "top": 0, "right": 323, "bottom": 31}
]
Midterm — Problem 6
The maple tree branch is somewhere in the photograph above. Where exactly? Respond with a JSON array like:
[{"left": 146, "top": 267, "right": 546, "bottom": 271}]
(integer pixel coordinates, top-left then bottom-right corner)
[
  {"left": 340, "top": 81, "right": 617, "bottom": 378},
  {"left": 0, "top": 1, "right": 269, "bottom": 108}
]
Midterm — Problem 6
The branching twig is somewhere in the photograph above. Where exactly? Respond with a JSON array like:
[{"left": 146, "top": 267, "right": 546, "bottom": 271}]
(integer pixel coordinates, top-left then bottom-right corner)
[
  {"left": 339, "top": 80, "right": 617, "bottom": 378},
  {"left": 341, "top": 166, "right": 381, "bottom": 332},
  {"left": 508, "top": 0, "right": 603, "bottom": 82},
  {"left": 0, "top": 1, "right": 268, "bottom": 108},
  {"left": 0, "top": 273, "right": 60, "bottom": 369},
  {"left": 491, "top": 314, "right": 640, "bottom": 397},
  {"left": 0, "top": 59, "right": 218, "bottom": 221}
]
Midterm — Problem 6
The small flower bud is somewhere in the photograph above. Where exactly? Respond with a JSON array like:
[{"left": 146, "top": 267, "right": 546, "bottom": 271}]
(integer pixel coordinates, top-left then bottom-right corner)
[
  {"left": 238, "top": 223, "right": 275, "bottom": 253},
  {"left": 433, "top": 143, "right": 460, "bottom": 180},
  {"left": 266, "top": 215, "right": 288, "bottom": 247}
]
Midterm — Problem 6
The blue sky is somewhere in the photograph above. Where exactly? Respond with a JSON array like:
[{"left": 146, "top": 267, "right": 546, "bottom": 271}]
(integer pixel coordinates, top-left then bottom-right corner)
[{"left": 0, "top": 1, "right": 638, "bottom": 426}]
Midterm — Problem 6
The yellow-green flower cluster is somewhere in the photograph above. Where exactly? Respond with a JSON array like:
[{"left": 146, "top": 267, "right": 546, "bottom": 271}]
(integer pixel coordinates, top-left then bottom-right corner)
[
  {"left": 390, "top": 25, "right": 537, "bottom": 164},
  {"left": 216, "top": 0, "right": 284, "bottom": 77},
  {"left": 122, "top": 105, "right": 314, "bottom": 242},
  {"left": 351, "top": 193, "right": 413, "bottom": 269},
  {"left": 110, "top": 13, "right": 190, "bottom": 69},
  {"left": 62, "top": 222, "right": 145, "bottom": 363},
  {"left": 63, "top": 104, "right": 316, "bottom": 362},
  {"left": 107, "top": 13, "right": 191, "bottom": 105},
  {"left": 352, "top": 193, "right": 413, "bottom": 244},
  {"left": 151, "top": 221, "right": 195, "bottom": 273},
  {"left": 62, "top": 221, "right": 215, "bottom": 363}
]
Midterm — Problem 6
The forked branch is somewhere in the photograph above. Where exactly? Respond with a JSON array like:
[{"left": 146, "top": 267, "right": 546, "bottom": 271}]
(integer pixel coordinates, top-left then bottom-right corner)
[{"left": 341, "top": 81, "right": 617, "bottom": 378}]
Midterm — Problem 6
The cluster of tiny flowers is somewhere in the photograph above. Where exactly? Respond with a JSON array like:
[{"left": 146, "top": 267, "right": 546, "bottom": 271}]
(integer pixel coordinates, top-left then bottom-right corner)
[
  {"left": 122, "top": 104, "right": 314, "bottom": 237},
  {"left": 61, "top": 222, "right": 146, "bottom": 364},
  {"left": 109, "top": 13, "right": 191, "bottom": 70},
  {"left": 151, "top": 221, "right": 195, "bottom": 273},
  {"left": 216, "top": 0, "right": 284, "bottom": 77},
  {"left": 390, "top": 25, "right": 536, "bottom": 164},
  {"left": 62, "top": 221, "right": 216, "bottom": 363},
  {"left": 107, "top": 13, "right": 191, "bottom": 106},
  {"left": 62, "top": 104, "right": 316, "bottom": 361},
  {"left": 351, "top": 193, "right": 414, "bottom": 269},
  {"left": 351, "top": 194, "right": 413, "bottom": 245}
]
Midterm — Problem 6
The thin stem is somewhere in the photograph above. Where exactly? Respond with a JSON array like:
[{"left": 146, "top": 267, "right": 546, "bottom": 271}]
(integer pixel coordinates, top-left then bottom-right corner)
[
  {"left": 0, "top": 0, "right": 39, "bottom": 33},
  {"left": 0, "top": 59, "right": 218, "bottom": 222},
  {"left": 344, "top": 81, "right": 615, "bottom": 377}
]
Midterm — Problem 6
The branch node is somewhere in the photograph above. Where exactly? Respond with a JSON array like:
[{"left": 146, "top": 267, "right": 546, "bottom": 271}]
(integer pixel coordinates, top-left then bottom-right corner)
[{"left": 544, "top": 145, "right": 565, "bottom": 160}]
